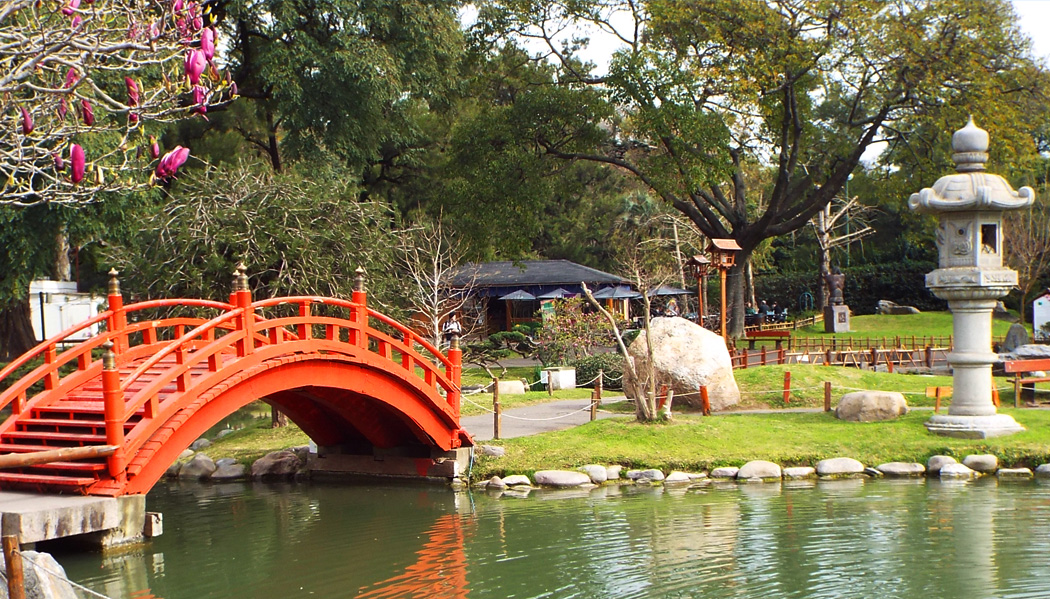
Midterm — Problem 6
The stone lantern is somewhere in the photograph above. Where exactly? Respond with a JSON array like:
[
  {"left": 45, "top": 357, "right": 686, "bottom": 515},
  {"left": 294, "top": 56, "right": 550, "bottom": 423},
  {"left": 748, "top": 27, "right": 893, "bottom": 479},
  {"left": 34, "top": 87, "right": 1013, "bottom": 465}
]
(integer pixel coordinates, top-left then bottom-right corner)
[{"left": 908, "top": 118, "right": 1034, "bottom": 438}]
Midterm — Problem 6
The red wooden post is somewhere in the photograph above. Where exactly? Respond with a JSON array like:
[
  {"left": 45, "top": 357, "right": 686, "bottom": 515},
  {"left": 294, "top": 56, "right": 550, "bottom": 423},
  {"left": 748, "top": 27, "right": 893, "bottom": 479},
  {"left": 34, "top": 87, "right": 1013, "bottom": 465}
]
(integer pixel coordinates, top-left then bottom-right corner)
[
  {"left": 935, "top": 386, "right": 943, "bottom": 413},
  {"left": 761, "top": 346, "right": 768, "bottom": 366},
  {"left": 234, "top": 264, "right": 254, "bottom": 356},
  {"left": 886, "top": 354, "right": 894, "bottom": 373},
  {"left": 700, "top": 385, "right": 711, "bottom": 416},
  {"left": 3, "top": 535, "right": 25, "bottom": 599},
  {"left": 779, "top": 347, "right": 786, "bottom": 365},
  {"left": 492, "top": 378, "right": 501, "bottom": 440},
  {"left": 101, "top": 342, "right": 126, "bottom": 483},
  {"left": 106, "top": 269, "right": 127, "bottom": 354},
  {"left": 824, "top": 348, "right": 832, "bottom": 366},
  {"left": 824, "top": 381, "right": 832, "bottom": 412},
  {"left": 783, "top": 371, "right": 791, "bottom": 404},
  {"left": 991, "top": 385, "right": 1000, "bottom": 408},
  {"left": 353, "top": 267, "right": 368, "bottom": 348},
  {"left": 446, "top": 336, "right": 462, "bottom": 418}
]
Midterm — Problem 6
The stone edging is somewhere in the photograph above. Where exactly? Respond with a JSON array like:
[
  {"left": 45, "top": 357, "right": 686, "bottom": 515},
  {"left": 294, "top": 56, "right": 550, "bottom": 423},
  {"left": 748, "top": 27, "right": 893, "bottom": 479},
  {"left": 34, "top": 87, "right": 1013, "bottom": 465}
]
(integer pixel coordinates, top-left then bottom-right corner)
[{"left": 465, "top": 448, "right": 1050, "bottom": 491}]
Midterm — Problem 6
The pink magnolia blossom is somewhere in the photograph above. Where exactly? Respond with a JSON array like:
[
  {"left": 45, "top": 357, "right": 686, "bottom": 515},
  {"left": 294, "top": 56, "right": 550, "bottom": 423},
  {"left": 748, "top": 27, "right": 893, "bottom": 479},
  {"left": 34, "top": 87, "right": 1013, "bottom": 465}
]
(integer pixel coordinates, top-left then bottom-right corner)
[
  {"left": 129, "top": 112, "right": 139, "bottom": 124},
  {"left": 192, "top": 85, "right": 208, "bottom": 115},
  {"left": 81, "top": 100, "right": 94, "bottom": 125},
  {"left": 200, "top": 27, "right": 215, "bottom": 61},
  {"left": 155, "top": 146, "right": 190, "bottom": 180},
  {"left": 149, "top": 136, "right": 160, "bottom": 159},
  {"left": 71, "top": 15, "right": 82, "bottom": 28},
  {"left": 20, "top": 107, "right": 32, "bottom": 134},
  {"left": 64, "top": 68, "right": 78, "bottom": 88},
  {"left": 125, "top": 77, "right": 139, "bottom": 106},
  {"left": 70, "top": 144, "right": 85, "bottom": 184},
  {"left": 61, "top": 0, "right": 79, "bottom": 16},
  {"left": 58, "top": 98, "right": 68, "bottom": 119},
  {"left": 184, "top": 49, "right": 206, "bottom": 85},
  {"left": 53, "top": 153, "right": 65, "bottom": 171},
  {"left": 173, "top": 0, "right": 184, "bottom": 11}
]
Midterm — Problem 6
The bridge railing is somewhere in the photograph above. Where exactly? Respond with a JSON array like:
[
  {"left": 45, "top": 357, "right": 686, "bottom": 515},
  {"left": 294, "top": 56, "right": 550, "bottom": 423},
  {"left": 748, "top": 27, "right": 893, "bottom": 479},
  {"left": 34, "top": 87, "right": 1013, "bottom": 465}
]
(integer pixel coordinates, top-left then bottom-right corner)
[{"left": 0, "top": 280, "right": 234, "bottom": 423}]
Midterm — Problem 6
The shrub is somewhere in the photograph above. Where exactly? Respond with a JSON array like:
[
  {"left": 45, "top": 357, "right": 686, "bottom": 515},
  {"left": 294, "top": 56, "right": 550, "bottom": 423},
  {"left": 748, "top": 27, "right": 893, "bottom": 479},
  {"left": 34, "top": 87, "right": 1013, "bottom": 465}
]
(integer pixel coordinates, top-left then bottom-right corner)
[{"left": 571, "top": 353, "right": 625, "bottom": 390}]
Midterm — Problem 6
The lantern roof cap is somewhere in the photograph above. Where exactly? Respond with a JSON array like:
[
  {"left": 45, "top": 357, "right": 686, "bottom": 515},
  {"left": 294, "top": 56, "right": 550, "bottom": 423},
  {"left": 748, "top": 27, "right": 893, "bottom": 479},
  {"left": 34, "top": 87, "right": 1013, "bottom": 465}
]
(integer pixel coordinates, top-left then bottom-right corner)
[
  {"left": 707, "top": 238, "right": 741, "bottom": 252},
  {"left": 908, "top": 119, "right": 1034, "bottom": 214}
]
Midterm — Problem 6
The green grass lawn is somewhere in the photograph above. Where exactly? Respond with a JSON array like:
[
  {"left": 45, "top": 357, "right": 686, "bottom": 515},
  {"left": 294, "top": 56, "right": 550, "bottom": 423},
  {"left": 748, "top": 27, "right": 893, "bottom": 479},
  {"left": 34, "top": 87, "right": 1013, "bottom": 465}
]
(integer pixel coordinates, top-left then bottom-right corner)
[
  {"left": 793, "top": 311, "right": 1023, "bottom": 340},
  {"left": 472, "top": 409, "right": 1050, "bottom": 480},
  {"left": 734, "top": 364, "right": 959, "bottom": 409}
]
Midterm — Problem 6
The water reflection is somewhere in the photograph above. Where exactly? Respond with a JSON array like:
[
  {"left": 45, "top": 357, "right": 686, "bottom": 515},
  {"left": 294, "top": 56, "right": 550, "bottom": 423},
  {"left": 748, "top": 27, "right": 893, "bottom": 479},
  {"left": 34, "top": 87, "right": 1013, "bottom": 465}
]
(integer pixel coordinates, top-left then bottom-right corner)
[{"left": 55, "top": 478, "right": 1050, "bottom": 599}]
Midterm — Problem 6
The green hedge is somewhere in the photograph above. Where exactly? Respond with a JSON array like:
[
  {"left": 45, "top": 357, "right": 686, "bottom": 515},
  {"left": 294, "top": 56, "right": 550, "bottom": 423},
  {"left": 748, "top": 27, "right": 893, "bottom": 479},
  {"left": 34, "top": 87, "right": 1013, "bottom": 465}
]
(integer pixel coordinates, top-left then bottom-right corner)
[
  {"left": 755, "top": 261, "right": 946, "bottom": 315},
  {"left": 571, "top": 353, "right": 625, "bottom": 390}
]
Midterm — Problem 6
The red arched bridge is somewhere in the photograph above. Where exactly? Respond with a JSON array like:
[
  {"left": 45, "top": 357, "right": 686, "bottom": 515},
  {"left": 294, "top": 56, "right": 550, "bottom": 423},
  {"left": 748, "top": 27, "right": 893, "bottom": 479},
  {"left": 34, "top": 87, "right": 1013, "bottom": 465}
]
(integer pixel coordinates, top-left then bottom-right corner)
[{"left": 0, "top": 268, "right": 469, "bottom": 496}]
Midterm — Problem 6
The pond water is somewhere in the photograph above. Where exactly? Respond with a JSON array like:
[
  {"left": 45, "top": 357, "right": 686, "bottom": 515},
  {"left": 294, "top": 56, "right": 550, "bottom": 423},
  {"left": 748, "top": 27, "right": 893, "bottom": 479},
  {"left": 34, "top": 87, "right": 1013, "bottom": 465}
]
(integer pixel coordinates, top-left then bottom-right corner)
[{"left": 58, "top": 477, "right": 1050, "bottom": 599}]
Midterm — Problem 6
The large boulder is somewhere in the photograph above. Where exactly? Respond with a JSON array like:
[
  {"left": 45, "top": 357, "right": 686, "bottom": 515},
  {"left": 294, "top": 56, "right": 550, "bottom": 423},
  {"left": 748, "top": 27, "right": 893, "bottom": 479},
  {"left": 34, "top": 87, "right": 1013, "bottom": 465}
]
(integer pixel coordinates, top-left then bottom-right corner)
[
  {"left": 876, "top": 300, "right": 920, "bottom": 315},
  {"left": 178, "top": 454, "right": 217, "bottom": 479},
  {"left": 1001, "top": 323, "right": 1029, "bottom": 353},
  {"left": 835, "top": 391, "right": 908, "bottom": 422},
  {"left": 623, "top": 317, "right": 740, "bottom": 411},
  {"left": 250, "top": 450, "right": 303, "bottom": 480},
  {"left": 0, "top": 550, "right": 79, "bottom": 599}
]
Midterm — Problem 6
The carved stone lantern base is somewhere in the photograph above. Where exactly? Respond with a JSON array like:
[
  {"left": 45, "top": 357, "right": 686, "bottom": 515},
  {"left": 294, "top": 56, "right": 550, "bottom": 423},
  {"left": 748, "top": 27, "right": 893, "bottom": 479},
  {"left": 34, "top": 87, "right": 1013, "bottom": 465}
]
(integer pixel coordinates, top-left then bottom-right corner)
[
  {"left": 924, "top": 413, "right": 1025, "bottom": 439},
  {"left": 824, "top": 305, "right": 850, "bottom": 333}
]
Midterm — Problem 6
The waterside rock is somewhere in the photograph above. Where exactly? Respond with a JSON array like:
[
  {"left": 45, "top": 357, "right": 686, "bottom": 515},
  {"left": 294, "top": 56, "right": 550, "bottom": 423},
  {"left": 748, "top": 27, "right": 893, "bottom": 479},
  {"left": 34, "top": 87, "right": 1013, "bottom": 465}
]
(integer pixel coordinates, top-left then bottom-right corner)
[
  {"left": 927, "top": 455, "right": 957, "bottom": 475},
  {"left": 783, "top": 467, "right": 816, "bottom": 479},
  {"left": 580, "top": 465, "right": 608, "bottom": 484},
  {"left": 997, "top": 468, "right": 1033, "bottom": 479},
  {"left": 664, "top": 471, "right": 692, "bottom": 484},
  {"left": 1036, "top": 464, "right": 1050, "bottom": 478},
  {"left": 962, "top": 454, "right": 998, "bottom": 474},
  {"left": 502, "top": 474, "right": 532, "bottom": 487},
  {"left": 626, "top": 469, "right": 666, "bottom": 483},
  {"left": 939, "top": 463, "right": 976, "bottom": 478},
  {"left": 178, "top": 454, "right": 216, "bottom": 479},
  {"left": 250, "top": 450, "right": 302, "bottom": 480},
  {"left": 210, "top": 462, "right": 247, "bottom": 481},
  {"left": 816, "top": 457, "right": 865, "bottom": 477},
  {"left": 737, "top": 460, "right": 782, "bottom": 480},
  {"left": 190, "top": 438, "right": 211, "bottom": 451},
  {"left": 1, "top": 550, "right": 79, "bottom": 599},
  {"left": 533, "top": 470, "right": 592, "bottom": 488},
  {"left": 876, "top": 462, "right": 926, "bottom": 477},
  {"left": 710, "top": 467, "right": 740, "bottom": 479},
  {"left": 606, "top": 465, "right": 623, "bottom": 480}
]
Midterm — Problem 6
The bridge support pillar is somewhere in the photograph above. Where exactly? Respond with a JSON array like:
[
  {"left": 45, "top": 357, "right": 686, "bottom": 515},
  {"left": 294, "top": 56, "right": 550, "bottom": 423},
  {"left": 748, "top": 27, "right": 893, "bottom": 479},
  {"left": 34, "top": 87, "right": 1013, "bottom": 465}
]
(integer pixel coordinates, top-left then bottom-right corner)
[{"left": 307, "top": 447, "right": 472, "bottom": 482}]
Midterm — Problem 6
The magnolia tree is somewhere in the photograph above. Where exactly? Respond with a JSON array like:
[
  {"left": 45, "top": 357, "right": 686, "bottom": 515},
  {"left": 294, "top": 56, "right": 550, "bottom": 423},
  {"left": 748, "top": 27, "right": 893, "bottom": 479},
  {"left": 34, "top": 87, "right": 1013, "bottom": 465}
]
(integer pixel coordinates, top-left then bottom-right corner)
[{"left": 1, "top": 0, "right": 231, "bottom": 207}]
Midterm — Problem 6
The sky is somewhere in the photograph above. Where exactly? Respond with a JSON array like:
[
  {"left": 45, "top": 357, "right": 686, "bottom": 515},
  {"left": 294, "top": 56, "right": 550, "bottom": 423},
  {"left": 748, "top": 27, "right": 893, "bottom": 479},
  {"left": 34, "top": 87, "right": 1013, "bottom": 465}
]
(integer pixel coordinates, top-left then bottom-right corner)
[
  {"left": 513, "top": 0, "right": 1050, "bottom": 72},
  {"left": 1012, "top": 0, "right": 1050, "bottom": 65}
]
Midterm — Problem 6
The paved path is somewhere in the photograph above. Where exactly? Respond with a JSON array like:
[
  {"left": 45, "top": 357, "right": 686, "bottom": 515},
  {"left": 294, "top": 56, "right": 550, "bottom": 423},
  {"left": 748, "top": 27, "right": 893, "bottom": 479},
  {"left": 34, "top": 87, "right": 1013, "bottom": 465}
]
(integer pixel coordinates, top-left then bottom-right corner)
[{"left": 461, "top": 397, "right": 626, "bottom": 441}]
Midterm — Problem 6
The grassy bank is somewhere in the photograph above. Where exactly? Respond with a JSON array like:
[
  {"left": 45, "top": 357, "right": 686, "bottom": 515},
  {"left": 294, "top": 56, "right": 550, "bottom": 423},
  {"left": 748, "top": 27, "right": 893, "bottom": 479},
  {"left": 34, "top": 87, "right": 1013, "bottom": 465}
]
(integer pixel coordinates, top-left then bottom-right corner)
[
  {"left": 470, "top": 409, "right": 1050, "bottom": 480},
  {"left": 794, "top": 311, "right": 1022, "bottom": 339}
]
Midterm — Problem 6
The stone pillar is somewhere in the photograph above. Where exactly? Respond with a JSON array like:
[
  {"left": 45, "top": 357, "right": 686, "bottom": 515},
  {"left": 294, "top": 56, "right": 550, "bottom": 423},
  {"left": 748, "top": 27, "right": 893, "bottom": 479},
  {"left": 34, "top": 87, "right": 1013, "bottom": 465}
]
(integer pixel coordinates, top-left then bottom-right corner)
[{"left": 908, "top": 118, "right": 1034, "bottom": 438}]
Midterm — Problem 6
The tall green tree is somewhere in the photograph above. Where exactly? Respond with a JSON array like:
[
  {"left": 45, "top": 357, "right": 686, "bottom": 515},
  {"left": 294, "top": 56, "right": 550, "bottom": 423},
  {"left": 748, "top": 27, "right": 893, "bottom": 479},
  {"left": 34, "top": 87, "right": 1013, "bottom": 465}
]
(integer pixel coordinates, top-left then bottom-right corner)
[{"left": 476, "top": 0, "right": 1049, "bottom": 335}]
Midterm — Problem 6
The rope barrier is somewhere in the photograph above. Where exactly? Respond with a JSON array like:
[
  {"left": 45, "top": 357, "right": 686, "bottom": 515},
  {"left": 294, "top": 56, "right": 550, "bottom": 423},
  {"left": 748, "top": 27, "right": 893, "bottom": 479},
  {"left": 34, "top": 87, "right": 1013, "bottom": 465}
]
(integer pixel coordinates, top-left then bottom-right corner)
[
  {"left": 501, "top": 403, "right": 596, "bottom": 421},
  {"left": 20, "top": 553, "right": 116, "bottom": 599}
]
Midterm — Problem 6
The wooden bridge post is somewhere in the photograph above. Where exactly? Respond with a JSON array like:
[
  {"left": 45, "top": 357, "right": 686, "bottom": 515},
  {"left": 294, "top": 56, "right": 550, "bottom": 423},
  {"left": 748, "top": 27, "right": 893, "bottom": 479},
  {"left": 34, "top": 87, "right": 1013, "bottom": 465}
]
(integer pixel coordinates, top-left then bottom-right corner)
[
  {"left": 353, "top": 267, "right": 368, "bottom": 349},
  {"left": 446, "top": 335, "right": 462, "bottom": 417},
  {"left": 234, "top": 263, "right": 254, "bottom": 356},
  {"left": 101, "top": 342, "right": 127, "bottom": 483},
  {"left": 106, "top": 269, "right": 127, "bottom": 354},
  {"left": 3, "top": 535, "right": 25, "bottom": 599}
]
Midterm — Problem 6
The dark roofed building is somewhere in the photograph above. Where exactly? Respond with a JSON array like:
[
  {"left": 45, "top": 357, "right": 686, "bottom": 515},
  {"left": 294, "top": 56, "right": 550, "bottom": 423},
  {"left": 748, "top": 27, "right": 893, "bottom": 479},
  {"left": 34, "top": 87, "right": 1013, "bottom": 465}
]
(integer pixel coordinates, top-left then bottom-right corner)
[{"left": 449, "top": 260, "right": 630, "bottom": 333}]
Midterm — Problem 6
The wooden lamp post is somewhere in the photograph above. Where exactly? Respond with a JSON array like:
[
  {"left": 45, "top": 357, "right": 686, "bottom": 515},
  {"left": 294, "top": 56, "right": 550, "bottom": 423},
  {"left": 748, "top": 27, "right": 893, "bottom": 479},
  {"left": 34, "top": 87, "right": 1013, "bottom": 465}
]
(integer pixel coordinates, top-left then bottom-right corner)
[
  {"left": 685, "top": 254, "right": 711, "bottom": 327},
  {"left": 707, "top": 239, "right": 741, "bottom": 338}
]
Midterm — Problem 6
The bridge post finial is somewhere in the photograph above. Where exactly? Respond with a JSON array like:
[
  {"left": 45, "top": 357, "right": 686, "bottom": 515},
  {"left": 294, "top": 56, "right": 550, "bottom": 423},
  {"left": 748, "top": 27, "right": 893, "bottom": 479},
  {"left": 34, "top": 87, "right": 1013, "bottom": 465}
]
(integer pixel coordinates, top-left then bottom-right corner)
[
  {"left": 102, "top": 341, "right": 116, "bottom": 371},
  {"left": 354, "top": 267, "right": 366, "bottom": 293},
  {"left": 107, "top": 269, "right": 120, "bottom": 296},
  {"left": 235, "top": 262, "right": 249, "bottom": 292}
]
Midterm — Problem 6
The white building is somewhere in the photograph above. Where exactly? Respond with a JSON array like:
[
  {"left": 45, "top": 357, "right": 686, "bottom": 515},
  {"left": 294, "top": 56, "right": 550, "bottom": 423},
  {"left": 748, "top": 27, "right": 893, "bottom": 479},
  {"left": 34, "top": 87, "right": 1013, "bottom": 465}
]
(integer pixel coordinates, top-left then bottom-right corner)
[
  {"left": 28, "top": 280, "right": 104, "bottom": 342},
  {"left": 1034, "top": 291, "right": 1050, "bottom": 341}
]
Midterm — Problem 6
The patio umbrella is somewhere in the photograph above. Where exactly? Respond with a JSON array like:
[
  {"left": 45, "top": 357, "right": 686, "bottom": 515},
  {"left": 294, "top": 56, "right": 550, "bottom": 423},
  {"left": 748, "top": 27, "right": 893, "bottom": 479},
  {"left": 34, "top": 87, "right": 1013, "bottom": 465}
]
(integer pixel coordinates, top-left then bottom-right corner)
[
  {"left": 498, "top": 290, "right": 537, "bottom": 301},
  {"left": 646, "top": 284, "right": 696, "bottom": 297},
  {"left": 536, "top": 288, "right": 574, "bottom": 299},
  {"left": 591, "top": 285, "right": 642, "bottom": 300}
]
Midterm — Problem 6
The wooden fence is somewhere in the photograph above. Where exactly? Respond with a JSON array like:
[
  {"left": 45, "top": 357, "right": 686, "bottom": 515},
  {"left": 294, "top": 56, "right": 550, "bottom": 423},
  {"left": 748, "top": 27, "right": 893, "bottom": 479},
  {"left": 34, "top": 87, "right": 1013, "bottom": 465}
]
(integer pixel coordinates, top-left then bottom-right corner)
[{"left": 730, "top": 345, "right": 950, "bottom": 371}]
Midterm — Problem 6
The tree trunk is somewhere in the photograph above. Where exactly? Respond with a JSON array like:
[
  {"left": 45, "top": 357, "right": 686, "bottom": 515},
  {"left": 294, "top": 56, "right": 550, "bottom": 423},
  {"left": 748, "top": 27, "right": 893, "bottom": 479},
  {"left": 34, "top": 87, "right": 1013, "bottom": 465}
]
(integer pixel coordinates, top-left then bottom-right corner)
[
  {"left": 270, "top": 406, "right": 288, "bottom": 428},
  {"left": 0, "top": 298, "right": 38, "bottom": 361},
  {"left": 54, "top": 230, "right": 71, "bottom": 282},
  {"left": 726, "top": 262, "right": 747, "bottom": 338}
]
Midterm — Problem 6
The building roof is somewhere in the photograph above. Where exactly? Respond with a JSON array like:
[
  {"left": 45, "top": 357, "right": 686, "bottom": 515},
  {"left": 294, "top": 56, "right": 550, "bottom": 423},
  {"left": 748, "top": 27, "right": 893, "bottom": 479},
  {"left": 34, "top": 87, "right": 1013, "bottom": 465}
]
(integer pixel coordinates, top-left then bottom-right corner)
[{"left": 449, "top": 260, "right": 627, "bottom": 292}]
